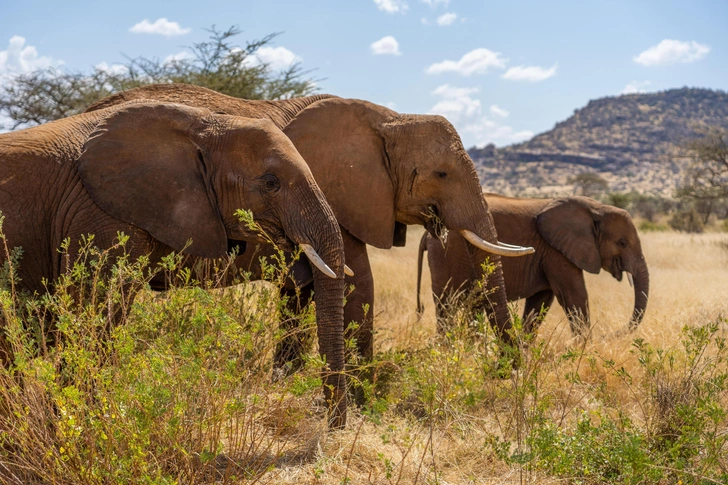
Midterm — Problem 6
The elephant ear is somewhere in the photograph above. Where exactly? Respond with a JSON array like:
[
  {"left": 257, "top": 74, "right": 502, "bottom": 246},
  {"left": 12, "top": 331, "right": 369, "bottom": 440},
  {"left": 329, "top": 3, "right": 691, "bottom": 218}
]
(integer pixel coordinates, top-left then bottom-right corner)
[
  {"left": 283, "top": 98, "right": 397, "bottom": 249},
  {"left": 78, "top": 103, "right": 228, "bottom": 259},
  {"left": 536, "top": 197, "right": 601, "bottom": 274}
]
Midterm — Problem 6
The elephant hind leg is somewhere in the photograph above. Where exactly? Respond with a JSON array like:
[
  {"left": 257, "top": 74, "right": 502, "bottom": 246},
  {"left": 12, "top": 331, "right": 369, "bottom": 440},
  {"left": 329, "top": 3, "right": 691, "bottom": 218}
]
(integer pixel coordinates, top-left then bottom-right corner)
[{"left": 522, "top": 289, "right": 554, "bottom": 334}]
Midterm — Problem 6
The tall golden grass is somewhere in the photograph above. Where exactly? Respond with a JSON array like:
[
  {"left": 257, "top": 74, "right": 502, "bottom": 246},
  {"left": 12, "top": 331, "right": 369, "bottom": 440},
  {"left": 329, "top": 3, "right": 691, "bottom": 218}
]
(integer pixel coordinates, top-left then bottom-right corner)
[
  {"left": 1, "top": 227, "right": 726, "bottom": 484},
  {"left": 260, "top": 228, "right": 728, "bottom": 484}
]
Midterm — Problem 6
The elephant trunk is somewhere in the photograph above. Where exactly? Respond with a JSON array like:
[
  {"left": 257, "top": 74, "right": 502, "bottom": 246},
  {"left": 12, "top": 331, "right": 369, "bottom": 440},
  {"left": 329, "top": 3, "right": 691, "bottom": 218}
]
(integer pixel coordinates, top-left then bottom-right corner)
[
  {"left": 283, "top": 185, "right": 347, "bottom": 429},
  {"left": 467, "top": 211, "right": 513, "bottom": 347},
  {"left": 629, "top": 256, "right": 649, "bottom": 331}
]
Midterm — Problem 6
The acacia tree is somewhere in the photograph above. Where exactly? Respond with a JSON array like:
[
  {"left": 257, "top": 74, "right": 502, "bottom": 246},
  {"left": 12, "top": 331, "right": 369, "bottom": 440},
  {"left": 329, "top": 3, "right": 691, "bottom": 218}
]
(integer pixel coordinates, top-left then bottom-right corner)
[
  {"left": 677, "top": 130, "right": 728, "bottom": 224},
  {"left": 0, "top": 26, "right": 317, "bottom": 130},
  {"left": 568, "top": 172, "right": 609, "bottom": 198}
]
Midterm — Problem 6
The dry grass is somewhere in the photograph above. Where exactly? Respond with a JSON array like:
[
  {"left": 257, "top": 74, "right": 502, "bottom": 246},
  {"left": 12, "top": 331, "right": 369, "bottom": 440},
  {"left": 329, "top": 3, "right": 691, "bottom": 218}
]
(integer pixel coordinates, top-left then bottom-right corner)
[
  {"left": 2, "top": 228, "right": 727, "bottom": 484},
  {"left": 253, "top": 228, "right": 728, "bottom": 484},
  {"left": 373, "top": 228, "right": 728, "bottom": 350},
  {"left": 329, "top": 228, "right": 728, "bottom": 484}
]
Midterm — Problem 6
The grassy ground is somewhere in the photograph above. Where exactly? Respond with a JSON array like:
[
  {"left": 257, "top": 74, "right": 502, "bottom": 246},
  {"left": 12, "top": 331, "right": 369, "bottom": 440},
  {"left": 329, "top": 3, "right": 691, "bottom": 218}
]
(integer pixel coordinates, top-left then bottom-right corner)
[{"left": 1, "top": 228, "right": 727, "bottom": 484}]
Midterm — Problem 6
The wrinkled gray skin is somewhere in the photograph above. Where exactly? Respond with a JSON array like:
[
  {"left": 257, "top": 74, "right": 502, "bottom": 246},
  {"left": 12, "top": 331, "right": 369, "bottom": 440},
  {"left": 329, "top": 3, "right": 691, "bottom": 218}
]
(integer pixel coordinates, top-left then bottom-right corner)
[
  {"left": 0, "top": 101, "right": 347, "bottom": 428},
  {"left": 418, "top": 195, "right": 650, "bottom": 336},
  {"left": 87, "top": 84, "right": 522, "bottom": 363}
]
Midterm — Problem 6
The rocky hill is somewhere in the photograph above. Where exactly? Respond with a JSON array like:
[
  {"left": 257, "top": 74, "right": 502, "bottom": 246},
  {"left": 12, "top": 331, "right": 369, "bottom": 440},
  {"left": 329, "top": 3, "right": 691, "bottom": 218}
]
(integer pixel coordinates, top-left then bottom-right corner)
[{"left": 470, "top": 87, "right": 728, "bottom": 196}]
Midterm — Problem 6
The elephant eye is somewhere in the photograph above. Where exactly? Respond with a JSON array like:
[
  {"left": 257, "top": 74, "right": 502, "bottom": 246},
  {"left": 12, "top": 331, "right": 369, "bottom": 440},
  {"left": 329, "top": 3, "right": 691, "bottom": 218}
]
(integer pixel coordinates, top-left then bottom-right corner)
[
  {"left": 259, "top": 173, "right": 280, "bottom": 193},
  {"left": 435, "top": 171, "right": 448, "bottom": 179},
  {"left": 618, "top": 239, "right": 628, "bottom": 248}
]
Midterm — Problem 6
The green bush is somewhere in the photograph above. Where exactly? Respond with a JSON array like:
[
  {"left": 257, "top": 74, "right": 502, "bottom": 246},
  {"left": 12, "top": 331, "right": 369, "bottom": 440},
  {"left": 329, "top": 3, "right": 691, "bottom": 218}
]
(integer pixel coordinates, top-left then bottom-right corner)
[
  {"left": 0, "top": 219, "right": 325, "bottom": 484},
  {"left": 668, "top": 209, "right": 705, "bottom": 233}
]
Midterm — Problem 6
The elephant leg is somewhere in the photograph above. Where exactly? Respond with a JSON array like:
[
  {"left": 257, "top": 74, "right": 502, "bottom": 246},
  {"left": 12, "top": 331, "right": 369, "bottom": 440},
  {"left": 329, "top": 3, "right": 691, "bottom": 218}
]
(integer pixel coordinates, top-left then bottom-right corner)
[
  {"left": 552, "top": 273, "right": 590, "bottom": 337},
  {"left": 273, "top": 281, "right": 315, "bottom": 375},
  {"left": 341, "top": 230, "right": 374, "bottom": 362},
  {"left": 338, "top": 230, "right": 375, "bottom": 407},
  {"left": 522, "top": 290, "right": 555, "bottom": 334}
]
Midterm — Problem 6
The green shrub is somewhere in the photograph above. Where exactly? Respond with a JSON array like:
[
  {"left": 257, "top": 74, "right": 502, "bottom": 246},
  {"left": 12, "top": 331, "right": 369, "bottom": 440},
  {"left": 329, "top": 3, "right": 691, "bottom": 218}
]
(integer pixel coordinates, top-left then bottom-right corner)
[
  {"left": 669, "top": 209, "right": 705, "bottom": 233},
  {"left": 0, "top": 219, "right": 325, "bottom": 484}
]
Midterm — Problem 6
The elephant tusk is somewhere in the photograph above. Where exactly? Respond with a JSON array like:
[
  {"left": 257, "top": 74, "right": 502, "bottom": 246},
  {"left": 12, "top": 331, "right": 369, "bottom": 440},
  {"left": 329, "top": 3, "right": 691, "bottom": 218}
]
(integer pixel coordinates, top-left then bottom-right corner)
[
  {"left": 627, "top": 272, "right": 634, "bottom": 287},
  {"left": 345, "top": 265, "right": 355, "bottom": 277},
  {"left": 300, "top": 244, "right": 337, "bottom": 279},
  {"left": 459, "top": 230, "right": 535, "bottom": 257},
  {"left": 495, "top": 240, "right": 528, "bottom": 249}
]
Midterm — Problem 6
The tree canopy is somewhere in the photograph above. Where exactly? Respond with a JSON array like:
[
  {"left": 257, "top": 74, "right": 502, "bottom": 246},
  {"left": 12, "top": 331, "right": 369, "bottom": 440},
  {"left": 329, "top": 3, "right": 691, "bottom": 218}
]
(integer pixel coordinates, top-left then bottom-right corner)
[{"left": 0, "top": 26, "right": 317, "bottom": 130}]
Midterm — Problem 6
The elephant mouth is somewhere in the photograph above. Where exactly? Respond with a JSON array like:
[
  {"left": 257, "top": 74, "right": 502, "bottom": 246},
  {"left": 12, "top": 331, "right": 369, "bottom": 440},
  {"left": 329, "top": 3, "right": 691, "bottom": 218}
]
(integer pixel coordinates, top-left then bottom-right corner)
[
  {"left": 423, "top": 204, "right": 447, "bottom": 240},
  {"left": 610, "top": 257, "right": 624, "bottom": 281}
]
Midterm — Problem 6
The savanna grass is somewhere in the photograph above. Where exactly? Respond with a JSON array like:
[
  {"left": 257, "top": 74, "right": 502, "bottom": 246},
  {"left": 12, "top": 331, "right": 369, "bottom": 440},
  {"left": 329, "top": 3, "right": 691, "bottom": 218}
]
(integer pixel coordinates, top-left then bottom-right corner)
[
  {"left": 0, "top": 213, "right": 331, "bottom": 484},
  {"left": 1, "top": 217, "right": 727, "bottom": 484}
]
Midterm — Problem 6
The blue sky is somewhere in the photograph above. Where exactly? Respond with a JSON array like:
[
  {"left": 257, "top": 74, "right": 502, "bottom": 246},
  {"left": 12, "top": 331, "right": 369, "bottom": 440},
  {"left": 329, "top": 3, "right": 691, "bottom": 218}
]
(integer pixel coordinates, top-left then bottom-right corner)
[{"left": 1, "top": 0, "right": 726, "bottom": 147}]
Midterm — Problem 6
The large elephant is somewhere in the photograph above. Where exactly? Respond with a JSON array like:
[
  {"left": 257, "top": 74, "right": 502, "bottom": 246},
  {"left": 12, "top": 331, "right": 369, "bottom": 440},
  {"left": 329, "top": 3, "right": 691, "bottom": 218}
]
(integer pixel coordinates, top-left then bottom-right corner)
[
  {"left": 0, "top": 101, "right": 348, "bottom": 428},
  {"left": 417, "top": 195, "right": 649, "bottom": 336},
  {"left": 87, "top": 84, "right": 533, "bottom": 365}
]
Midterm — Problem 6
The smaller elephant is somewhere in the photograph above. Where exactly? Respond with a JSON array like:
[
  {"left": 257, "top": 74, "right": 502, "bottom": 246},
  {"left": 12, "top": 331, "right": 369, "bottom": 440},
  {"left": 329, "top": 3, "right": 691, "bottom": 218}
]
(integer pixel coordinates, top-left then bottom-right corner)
[{"left": 417, "top": 195, "right": 649, "bottom": 336}]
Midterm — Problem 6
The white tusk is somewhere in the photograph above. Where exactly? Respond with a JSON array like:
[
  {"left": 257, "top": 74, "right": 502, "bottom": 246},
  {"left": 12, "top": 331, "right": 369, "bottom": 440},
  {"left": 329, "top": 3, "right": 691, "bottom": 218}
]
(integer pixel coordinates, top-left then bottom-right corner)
[
  {"left": 459, "top": 230, "right": 535, "bottom": 257},
  {"left": 300, "top": 244, "right": 337, "bottom": 279},
  {"left": 344, "top": 265, "right": 355, "bottom": 277},
  {"left": 495, "top": 241, "right": 527, "bottom": 249},
  {"left": 627, "top": 272, "right": 634, "bottom": 287}
]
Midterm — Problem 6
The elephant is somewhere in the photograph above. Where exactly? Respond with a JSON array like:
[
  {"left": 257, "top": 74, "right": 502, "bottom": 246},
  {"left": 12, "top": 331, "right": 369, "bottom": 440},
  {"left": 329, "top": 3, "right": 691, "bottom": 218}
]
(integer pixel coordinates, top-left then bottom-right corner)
[
  {"left": 417, "top": 195, "right": 650, "bottom": 337},
  {"left": 87, "top": 84, "right": 534, "bottom": 371},
  {"left": 0, "top": 101, "right": 348, "bottom": 428}
]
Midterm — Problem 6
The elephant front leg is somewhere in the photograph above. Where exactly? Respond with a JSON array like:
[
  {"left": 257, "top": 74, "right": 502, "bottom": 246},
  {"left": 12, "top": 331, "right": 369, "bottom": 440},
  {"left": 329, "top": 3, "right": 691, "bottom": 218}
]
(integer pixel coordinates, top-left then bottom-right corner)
[
  {"left": 341, "top": 231, "right": 374, "bottom": 362},
  {"left": 274, "top": 281, "right": 315, "bottom": 375},
  {"left": 522, "top": 289, "right": 555, "bottom": 334},
  {"left": 551, "top": 271, "right": 590, "bottom": 337},
  {"left": 339, "top": 231, "right": 375, "bottom": 407}
]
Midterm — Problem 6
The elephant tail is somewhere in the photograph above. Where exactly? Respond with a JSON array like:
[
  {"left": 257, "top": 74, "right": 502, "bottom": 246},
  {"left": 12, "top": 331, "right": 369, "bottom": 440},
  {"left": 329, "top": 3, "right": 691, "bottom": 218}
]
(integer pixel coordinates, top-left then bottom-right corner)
[{"left": 416, "top": 231, "right": 428, "bottom": 317}]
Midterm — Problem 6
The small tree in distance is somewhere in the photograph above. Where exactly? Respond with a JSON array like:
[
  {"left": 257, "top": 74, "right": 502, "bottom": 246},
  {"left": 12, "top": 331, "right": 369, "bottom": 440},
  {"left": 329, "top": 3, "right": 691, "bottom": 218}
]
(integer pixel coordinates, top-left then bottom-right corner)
[
  {"left": 568, "top": 172, "right": 609, "bottom": 198},
  {"left": 0, "top": 26, "right": 317, "bottom": 130},
  {"left": 676, "top": 129, "right": 728, "bottom": 224}
]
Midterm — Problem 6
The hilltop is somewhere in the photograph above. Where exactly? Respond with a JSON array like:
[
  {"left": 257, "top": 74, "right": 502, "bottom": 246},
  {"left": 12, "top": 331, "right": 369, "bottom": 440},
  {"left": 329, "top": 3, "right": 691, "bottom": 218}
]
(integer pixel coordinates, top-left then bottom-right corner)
[{"left": 470, "top": 87, "right": 728, "bottom": 196}]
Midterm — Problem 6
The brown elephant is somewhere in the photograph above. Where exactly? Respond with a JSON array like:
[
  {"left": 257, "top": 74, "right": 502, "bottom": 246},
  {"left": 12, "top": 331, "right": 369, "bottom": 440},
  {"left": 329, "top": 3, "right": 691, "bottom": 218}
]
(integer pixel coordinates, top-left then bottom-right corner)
[
  {"left": 0, "top": 101, "right": 348, "bottom": 428},
  {"left": 87, "top": 84, "right": 533, "bottom": 367},
  {"left": 417, "top": 195, "right": 649, "bottom": 336}
]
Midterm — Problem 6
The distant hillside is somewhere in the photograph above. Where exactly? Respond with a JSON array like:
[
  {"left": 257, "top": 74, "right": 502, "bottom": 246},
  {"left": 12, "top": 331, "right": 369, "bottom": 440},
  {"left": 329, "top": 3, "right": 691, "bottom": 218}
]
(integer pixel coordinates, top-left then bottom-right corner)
[{"left": 469, "top": 87, "right": 728, "bottom": 196}]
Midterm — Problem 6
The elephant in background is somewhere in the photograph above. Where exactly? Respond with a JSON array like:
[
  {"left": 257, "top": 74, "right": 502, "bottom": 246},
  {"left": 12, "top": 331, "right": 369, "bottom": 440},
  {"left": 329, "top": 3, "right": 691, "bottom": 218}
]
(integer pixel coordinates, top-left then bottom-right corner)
[
  {"left": 0, "top": 101, "right": 348, "bottom": 428},
  {"left": 417, "top": 195, "right": 649, "bottom": 336},
  {"left": 87, "top": 84, "right": 533, "bottom": 368}
]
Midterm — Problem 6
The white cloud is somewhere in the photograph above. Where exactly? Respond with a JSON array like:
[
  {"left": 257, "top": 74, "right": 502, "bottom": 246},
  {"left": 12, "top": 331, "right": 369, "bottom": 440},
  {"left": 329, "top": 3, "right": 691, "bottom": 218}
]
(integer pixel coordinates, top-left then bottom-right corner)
[
  {"left": 633, "top": 39, "right": 710, "bottom": 66},
  {"left": 489, "top": 105, "right": 509, "bottom": 118},
  {"left": 436, "top": 12, "right": 458, "bottom": 26},
  {"left": 429, "top": 84, "right": 481, "bottom": 121},
  {"left": 429, "top": 84, "right": 530, "bottom": 146},
  {"left": 502, "top": 64, "right": 557, "bottom": 82},
  {"left": 0, "top": 35, "right": 60, "bottom": 77},
  {"left": 129, "top": 18, "right": 191, "bottom": 37},
  {"left": 249, "top": 46, "right": 301, "bottom": 70},
  {"left": 421, "top": 17, "right": 431, "bottom": 25},
  {"left": 426, "top": 48, "right": 506, "bottom": 76},
  {"left": 373, "top": 0, "right": 408, "bottom": 14},
  {"left": 621, "top": 80, "right": 652, "bottom": 95},
  {"left": 463, "top": 118, "right": 533, "bottom": 147},
  {"left": 371, "top": 36, "right": 402, "bottom": 56},
  {"left": 95, "top": 62, "right": 128, "bottom": 75},
  {"left": 421, "top": 0, "right": 450, "bottom": 7},
  {"left": 162, "top": 51, "right": 195, "bottom": 65}
]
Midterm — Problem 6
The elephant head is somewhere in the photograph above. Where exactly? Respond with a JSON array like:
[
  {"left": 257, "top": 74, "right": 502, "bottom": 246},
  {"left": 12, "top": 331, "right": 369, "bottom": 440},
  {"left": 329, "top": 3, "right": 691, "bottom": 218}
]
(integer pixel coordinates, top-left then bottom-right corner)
[
  {"left": 282, "top": 98, "right": 533, "bottom": 341},
  {"left": 536, "top": 196, "right": 649, "bottom": 329},
  {"left": 78, "top": 102, "right": 347, "bottom": 427}
]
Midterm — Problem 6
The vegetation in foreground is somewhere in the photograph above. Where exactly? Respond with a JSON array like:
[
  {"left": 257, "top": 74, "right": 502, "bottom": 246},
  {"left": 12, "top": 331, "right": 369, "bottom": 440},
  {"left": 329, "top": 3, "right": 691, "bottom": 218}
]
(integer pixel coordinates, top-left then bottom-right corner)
[{"left": 0, "top": 226, "right": 727, "bottom": 484}]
